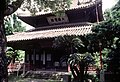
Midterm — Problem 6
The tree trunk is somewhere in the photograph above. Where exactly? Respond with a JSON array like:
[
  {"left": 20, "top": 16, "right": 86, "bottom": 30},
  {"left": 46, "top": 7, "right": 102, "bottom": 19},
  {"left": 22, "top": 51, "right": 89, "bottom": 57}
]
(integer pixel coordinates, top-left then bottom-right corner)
[
  {"left": 0, "top": 0, "right": 8, "bottom": 82},
  {"left": 0, "top": 0, "right": 24, "bottom": 81},
  {"left": 79, "top": 62, "right": 85, "bottom": 82},
  {"left": 0, "top": 17, "right": 8, "bottom": 82},
  {"left": 70, "top": 64, "right": 77, "bottom": 79},
  {"left": 73, "top": 66, "right": 80, "bottom": 80}
]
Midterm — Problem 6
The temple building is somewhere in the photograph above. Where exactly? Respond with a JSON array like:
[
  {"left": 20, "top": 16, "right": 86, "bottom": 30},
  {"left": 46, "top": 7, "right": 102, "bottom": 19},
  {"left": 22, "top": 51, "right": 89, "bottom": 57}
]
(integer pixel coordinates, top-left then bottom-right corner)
[{"left": 7, "top": 0, "right": 103, "bottom": 72}]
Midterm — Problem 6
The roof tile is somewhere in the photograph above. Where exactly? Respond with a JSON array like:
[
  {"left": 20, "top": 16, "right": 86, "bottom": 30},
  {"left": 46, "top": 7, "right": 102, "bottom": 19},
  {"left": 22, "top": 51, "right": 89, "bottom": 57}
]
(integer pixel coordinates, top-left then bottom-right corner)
[{"left": 7, "top": 25, "right": 92, "bottom": 42}]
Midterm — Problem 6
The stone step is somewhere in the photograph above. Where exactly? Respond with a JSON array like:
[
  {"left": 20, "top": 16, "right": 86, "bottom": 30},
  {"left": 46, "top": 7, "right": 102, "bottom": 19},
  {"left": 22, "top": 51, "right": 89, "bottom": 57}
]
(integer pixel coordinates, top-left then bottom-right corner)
[
  {"left": 22, "top": 71, "right": 71, "bottom": 82},
  {"left": 24, "top": 71, "right": 62, "bottom": 80}
]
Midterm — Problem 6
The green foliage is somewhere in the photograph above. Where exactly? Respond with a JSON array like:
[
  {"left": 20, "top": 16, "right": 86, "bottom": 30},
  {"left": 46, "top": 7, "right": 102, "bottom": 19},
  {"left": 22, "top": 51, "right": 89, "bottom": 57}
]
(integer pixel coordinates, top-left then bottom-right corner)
[
  {"left": 53, "top": 35, "right": 86, "bottom": 53},
  {"left": 4, "top": 14, "right": 26, "bottom": 63},
  {"left": 4, "top": 14, "right": 26, "bottom": 35},
  {"left": 68, "top": 53, "right": 95, "bottom": 82},
  {"left": 21, "top": 0, "right": 72, "bottom": 15},
  {"left": 53, "top": 35, "right": 98, "bottom": 82},
  {"left": 6, "top": 0, "right": 72, "bottom": 15},
  {"left": 92, "top": 0, "right": 120, "bottom": 77},
  {"left": 6, "top": 47, "right": 25, "bottom": 62},
  {"left": 93, "top": 48, "right": 110, "bottom": 70},
  {"left": 68, "top": 53, "right": 94, "bottom": 67}
]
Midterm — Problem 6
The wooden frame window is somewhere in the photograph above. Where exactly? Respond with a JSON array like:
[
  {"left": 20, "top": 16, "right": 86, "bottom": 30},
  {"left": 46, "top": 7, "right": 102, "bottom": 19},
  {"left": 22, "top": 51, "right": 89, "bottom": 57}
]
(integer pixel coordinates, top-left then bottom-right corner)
[{"left": 47, "top": 15, "right": 69, "bottom": 25}]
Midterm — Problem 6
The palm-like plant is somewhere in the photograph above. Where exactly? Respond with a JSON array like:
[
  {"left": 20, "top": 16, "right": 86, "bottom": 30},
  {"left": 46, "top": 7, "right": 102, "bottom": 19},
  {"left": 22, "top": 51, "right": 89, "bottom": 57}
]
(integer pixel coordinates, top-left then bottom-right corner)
[
  {"left": 53, "top": 35, "right": 87, "bottom": 54},
  {"left": 68, "top": 53, "right": 94, "bottom": 82},
  {"left": 53, "top": 35, "right": 96, "bottom": 82}
]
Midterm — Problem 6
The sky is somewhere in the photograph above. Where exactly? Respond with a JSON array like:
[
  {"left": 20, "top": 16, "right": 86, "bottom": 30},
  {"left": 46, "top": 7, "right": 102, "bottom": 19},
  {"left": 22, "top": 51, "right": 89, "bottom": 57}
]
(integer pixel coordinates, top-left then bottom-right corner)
[
  {"left": 18, "top": 0, "right": 119, "bottom": 30},
  {"left": 102, "top": 0, "right": 118, "bottom": 11}
]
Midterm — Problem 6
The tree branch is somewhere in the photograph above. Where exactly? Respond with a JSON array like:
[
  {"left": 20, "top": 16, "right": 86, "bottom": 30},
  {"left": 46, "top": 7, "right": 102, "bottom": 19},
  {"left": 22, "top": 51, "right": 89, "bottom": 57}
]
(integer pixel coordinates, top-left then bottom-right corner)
[{"left": 4, "top": 0, "right": 24, "bottom": 16}]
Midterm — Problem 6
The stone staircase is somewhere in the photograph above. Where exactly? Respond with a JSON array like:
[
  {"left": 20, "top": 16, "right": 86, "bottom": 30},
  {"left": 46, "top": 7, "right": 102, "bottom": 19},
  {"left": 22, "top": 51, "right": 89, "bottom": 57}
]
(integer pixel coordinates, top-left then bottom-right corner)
[{"left": 23, "top": 70, "right": 71, "bottom": 82}]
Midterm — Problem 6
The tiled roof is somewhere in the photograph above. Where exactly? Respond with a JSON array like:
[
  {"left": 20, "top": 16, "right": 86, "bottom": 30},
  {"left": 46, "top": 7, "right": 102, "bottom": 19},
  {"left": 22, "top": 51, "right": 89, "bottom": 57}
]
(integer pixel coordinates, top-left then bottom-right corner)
[
  {"left": 28, "top": 22, "right": 92, "bottom": 31},
  {"left": 7, "top": 25, "right": 92, "bottom": 42}
]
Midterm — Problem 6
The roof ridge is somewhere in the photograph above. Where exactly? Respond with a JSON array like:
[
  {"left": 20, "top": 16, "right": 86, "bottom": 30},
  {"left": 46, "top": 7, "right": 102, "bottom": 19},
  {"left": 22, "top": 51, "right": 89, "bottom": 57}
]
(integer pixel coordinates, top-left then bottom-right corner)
[{"left": 7, "top": 25, "right": 93, "bottom": 36}]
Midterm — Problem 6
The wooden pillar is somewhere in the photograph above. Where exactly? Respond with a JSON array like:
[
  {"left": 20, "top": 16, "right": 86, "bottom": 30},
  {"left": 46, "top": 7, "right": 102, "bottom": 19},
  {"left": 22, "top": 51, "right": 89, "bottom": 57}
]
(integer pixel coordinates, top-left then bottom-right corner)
[
  {"left": 43, "top": 51, "right": 46, "bottom": 68},
  {"left": 33, "top": 49, "right": 36, "bottom": 70},
  {"left": 22, "top": 51, "right": 27, "bottom": 75}
]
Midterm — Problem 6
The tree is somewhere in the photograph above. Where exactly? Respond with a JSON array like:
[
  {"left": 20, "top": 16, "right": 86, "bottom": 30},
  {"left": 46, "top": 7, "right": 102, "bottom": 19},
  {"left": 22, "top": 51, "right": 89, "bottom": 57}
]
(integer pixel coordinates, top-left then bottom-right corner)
[
  {"left": 0, "top": 0, "right": 72, "bottom": 81},
  {"left": 0, "top": 0, "right": 23, "bottom": 81},
  {"left": 53, "top": 35, "right": 96, "bottom": 82},
  {"left": 4, "top": 14, "right": 26, "bottom": 65},
  {"left": 91, "top": 0, "right": 120, "bottom": 81},
  {"left": 21, "top": 0, "right": 71, "bottom": 15},
  {"left": 6, "top": 47, "right": 25, "bottom": 64},
  {"left": 68, "top": 53, "right": 94, "bottom": 82},
  {"left": 4, "top": 14, "right": 26, "bottom": 35}
]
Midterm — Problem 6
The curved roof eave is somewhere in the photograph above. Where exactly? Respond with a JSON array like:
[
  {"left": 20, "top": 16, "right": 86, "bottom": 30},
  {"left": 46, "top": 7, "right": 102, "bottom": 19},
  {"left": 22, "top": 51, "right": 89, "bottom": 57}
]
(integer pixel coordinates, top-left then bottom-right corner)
[{"left": 17, "top": 0, "right": 102, "bottom": 27}]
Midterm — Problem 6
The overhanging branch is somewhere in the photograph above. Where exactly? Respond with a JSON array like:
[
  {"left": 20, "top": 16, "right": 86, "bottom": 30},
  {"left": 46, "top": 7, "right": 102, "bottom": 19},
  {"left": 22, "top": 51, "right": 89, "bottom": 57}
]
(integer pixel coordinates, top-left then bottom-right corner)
[{"left": 4, "top": 0, "right": 24, "bottom": 16}]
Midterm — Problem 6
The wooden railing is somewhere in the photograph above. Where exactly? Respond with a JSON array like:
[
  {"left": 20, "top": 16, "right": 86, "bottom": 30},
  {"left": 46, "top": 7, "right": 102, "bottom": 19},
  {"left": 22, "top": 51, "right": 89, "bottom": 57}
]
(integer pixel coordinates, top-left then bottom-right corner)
[
  {"left": 8, "top": 63, "right": 23, "bottom": 73},
  {"left": 8, "top": 63, "right": 96, "bottom": 73}
]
